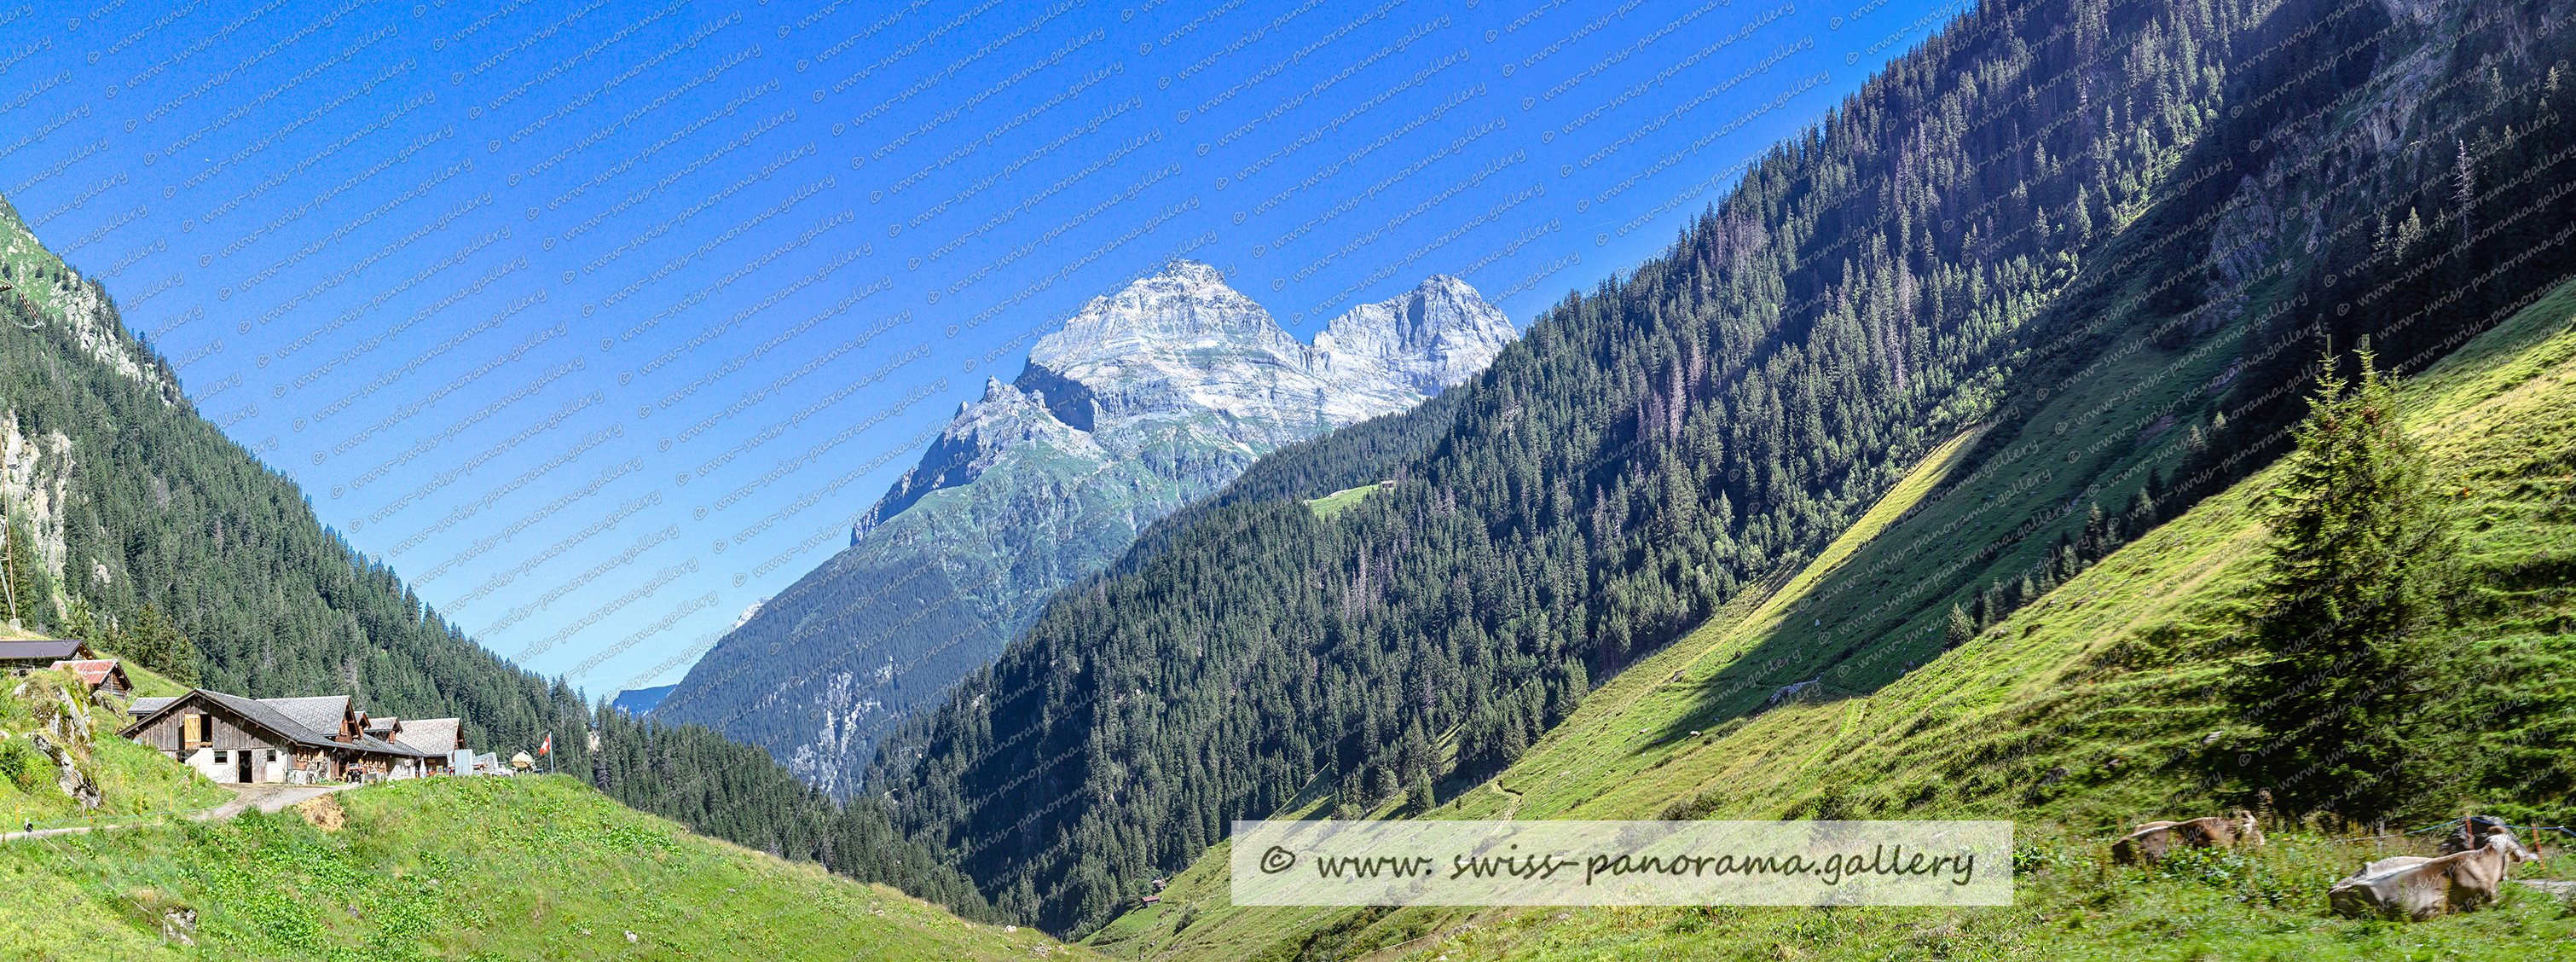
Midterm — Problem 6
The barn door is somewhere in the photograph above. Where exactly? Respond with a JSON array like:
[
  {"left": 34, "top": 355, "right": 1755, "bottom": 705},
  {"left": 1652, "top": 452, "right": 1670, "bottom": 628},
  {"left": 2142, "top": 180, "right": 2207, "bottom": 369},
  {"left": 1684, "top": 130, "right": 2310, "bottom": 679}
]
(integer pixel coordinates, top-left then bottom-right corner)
[{"left": 237, "top": 750, "right": 252, "bottom": 783}]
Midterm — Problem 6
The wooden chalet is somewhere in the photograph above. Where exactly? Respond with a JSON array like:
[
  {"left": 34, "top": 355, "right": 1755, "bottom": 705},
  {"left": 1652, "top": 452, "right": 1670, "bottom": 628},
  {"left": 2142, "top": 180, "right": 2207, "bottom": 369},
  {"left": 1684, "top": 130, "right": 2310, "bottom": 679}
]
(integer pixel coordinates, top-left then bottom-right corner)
[
  {"left": 46, "top": 658, "right": 132, "bottom": 697},
  {"left": 0, "top": 639, "right": 97, "bottom": 670},
  {"left": 120, "top": 689, "right": 440, "bottom": 785}
]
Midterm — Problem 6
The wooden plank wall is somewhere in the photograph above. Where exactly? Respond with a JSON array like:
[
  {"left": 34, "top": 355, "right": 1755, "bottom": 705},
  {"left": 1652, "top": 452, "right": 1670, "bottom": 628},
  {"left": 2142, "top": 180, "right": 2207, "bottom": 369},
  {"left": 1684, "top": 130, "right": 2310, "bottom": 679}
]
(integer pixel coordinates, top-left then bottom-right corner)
[{"left": 129, "top": 700, "right": 285, "bottom": 753}]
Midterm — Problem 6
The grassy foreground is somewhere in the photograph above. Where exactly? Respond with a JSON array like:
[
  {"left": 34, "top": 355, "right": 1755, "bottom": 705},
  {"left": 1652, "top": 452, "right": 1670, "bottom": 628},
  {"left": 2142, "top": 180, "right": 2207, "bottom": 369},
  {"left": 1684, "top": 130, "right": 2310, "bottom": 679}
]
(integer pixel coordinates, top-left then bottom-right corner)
[
  {"left": 1, "top": 775, "right": 1090, "bottom": 961},
  {"left": 1085, "top": 282, "right": 2576, "bottom": 959}
]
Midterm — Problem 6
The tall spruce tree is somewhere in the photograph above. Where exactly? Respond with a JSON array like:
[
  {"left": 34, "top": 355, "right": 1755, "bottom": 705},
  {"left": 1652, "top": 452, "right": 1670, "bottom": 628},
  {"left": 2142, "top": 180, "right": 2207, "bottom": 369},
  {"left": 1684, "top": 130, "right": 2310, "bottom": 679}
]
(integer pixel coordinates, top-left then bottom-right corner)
[{"left": 2232, "top": 345, "right": 2457, "bottom": 818}]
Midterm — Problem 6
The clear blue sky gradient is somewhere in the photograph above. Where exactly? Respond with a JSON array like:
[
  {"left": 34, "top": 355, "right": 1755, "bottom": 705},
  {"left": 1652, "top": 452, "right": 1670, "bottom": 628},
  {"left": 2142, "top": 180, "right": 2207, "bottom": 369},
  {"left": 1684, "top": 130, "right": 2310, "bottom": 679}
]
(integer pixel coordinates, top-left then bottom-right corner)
[{"left": 3, "top": 0, "right": 1973, "bottom": 694}]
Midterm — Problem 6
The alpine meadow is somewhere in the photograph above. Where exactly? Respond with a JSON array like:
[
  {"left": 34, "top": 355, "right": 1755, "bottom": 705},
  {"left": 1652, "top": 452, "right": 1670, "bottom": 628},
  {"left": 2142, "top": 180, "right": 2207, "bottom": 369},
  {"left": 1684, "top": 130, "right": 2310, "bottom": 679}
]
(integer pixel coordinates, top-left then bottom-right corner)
[{"left": 0, "top": 0, "right": 2571, "bottom": 958}]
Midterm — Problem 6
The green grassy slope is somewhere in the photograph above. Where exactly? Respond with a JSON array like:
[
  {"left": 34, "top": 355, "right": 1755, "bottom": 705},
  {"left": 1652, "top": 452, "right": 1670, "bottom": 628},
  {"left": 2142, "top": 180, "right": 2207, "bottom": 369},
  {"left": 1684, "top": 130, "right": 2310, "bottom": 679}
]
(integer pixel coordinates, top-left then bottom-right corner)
[
  {"left": 1, "top": 776, "right": 1091, "bottom": 961},
  {"left": 0, "top": 666, "right": 1074, "bottom": 960},
  {"left": 1305, "top": 484, "right": 1382, "bottom": 521},
  {"left": 1091, "top": 281, "right": 2576, "bottom": 960},
  {"left": 3, "top": 667, "right": 228, "bottom": 832}
]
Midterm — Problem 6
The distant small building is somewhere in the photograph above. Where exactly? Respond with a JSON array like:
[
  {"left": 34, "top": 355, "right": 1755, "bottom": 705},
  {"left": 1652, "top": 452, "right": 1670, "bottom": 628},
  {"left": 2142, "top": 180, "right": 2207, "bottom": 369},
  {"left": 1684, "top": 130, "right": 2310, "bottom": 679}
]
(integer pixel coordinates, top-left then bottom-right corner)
[
  {"left": 0, "top": 639, "right": 96, "bottom": 670},
  {"left": 47, "top": 658, "right": 132, "bottom": 697}
]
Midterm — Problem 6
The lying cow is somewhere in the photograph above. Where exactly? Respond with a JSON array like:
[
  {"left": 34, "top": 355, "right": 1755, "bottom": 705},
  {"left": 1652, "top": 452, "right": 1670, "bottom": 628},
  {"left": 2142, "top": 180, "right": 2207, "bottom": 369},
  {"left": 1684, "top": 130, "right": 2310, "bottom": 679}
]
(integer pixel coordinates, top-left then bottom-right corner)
[
  {"left": 2112, "top": 810, "right": 2265, "bottom": 864},
  {"left": 2329, "top": 824, "right": 2539, "bottom": 921}
]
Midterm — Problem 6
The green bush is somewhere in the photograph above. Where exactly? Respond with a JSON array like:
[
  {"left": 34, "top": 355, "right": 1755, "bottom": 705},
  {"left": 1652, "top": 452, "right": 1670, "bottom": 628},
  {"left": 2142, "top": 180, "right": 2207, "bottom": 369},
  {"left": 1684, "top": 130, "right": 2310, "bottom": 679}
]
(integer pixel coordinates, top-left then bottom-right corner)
[{"left": 1, "top": 738, "right": 48, "bottom": 791}]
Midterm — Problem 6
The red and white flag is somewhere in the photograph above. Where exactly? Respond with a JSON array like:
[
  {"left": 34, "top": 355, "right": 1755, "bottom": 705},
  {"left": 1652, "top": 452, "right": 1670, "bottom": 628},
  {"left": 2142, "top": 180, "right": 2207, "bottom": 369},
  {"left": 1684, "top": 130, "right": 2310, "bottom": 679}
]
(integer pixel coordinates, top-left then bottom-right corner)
[{"left": 539, "top": 733, "right": 553, "bottom": 756}]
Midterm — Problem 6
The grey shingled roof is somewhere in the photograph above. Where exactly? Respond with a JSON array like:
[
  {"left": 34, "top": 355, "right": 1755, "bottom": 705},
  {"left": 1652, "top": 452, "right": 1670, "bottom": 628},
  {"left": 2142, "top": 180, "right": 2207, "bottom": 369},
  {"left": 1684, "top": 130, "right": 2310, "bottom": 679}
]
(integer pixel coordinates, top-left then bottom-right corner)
[
  {"left": 397, "top": 717, "right": 463, "bottom": 752},
  {"left": 129, "top": 696, "right": 177, "bottom": 717},
  {"left": 119, "top": 690, "right": 425, "bottom": 759},
  {"left": 260, "top": 695, "right": 351, "bottom": 736},
  {"left": 189, "top": 690, "right": 345, "bottom": 749},
  {"left": 355, "top": 733, "right": 434, "bottom": 758},
  {"left": 0, "top": 640, "right": 89, "bottom": 661}
]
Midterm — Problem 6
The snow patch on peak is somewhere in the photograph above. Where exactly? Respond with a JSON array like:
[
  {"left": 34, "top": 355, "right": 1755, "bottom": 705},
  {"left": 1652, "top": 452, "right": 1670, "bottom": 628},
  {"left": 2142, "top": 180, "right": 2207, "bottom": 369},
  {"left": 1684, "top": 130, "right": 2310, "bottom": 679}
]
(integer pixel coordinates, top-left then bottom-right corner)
[
  {"left": 1030, "top": 259, "right": 1298, "bottom": 374},
  {"left": 1314, "top": 274, "right": 1517, "bottom": 397}
]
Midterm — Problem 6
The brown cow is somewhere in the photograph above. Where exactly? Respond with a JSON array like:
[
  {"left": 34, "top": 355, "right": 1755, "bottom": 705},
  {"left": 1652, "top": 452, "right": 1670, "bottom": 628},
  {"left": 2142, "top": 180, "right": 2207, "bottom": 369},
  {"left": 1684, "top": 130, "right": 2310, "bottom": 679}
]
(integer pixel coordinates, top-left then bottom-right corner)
[
  {"left": 2328, "top": 827, "right": 2538, "bottom": 921},
  {"left": 2112, "top": 810, "right": 2265, "bottom": 864}
]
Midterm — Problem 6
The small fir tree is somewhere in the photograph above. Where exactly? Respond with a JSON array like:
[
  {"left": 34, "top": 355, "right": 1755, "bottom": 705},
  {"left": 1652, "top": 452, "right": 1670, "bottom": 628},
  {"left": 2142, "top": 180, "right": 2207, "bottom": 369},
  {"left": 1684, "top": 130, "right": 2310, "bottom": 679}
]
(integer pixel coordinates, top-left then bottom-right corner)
[{"left": 2231, "top": 344, "right": 2456, "bottom": 819}]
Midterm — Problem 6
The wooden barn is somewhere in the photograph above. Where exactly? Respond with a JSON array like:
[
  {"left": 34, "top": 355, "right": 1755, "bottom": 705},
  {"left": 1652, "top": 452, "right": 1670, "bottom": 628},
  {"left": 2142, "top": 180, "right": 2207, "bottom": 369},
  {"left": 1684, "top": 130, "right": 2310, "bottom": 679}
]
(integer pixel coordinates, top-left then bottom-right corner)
[
  {"left": 120, "top": 689, "right": 439, "bottom": 785},
  {"left": 47, "top": 658, "right": 132, "bottom": 697}
]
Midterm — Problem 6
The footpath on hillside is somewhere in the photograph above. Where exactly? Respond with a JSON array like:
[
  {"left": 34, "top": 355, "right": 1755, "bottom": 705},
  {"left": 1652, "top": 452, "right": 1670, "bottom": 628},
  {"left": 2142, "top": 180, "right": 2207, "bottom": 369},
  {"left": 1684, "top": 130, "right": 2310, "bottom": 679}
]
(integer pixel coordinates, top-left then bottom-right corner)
[{"left": 0, "top": 782, "right": 357, "bottom": 842}]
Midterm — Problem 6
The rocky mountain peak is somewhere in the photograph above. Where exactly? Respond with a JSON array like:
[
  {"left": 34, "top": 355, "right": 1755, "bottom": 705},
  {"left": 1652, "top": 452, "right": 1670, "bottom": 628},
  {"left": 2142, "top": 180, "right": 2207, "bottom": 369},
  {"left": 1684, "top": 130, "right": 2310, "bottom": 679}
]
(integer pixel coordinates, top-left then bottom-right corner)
[
  {"left": 1314, "top": 274, "right": 1518, "bottom": 397},
  {"left": 677, "top": 263, "right": 1519, "bottom": 794},
  {"left": 855, "top": 376, "right": 1097, "bottom": 536},
  {"left": 1028, "top": 260, "right": 1299, "bottom": 380},
  {"left": 853, "top": 266, "right": 1515, "bottom": 540}
]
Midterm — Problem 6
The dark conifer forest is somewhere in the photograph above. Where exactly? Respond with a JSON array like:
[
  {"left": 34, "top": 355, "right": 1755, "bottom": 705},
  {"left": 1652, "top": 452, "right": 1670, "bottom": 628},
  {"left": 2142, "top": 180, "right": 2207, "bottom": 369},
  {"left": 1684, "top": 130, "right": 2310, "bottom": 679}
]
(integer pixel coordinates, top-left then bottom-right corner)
[{"left": 858, "top": 0, "right": 2576, "bottom": 934}]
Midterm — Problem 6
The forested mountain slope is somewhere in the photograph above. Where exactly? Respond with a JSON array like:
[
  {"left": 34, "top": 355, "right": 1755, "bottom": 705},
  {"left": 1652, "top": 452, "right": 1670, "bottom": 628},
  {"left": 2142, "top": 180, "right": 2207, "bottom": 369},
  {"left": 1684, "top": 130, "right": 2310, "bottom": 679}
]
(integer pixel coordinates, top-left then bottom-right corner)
[
  {"left": 868, "top": 0, "right": 2576, "bottom": 936},
  {"left": 0, "top": 193, "right": 995, "bottom": 918},
  {"left": 657, "top": 266, "right": 1512, "bottom": 797},
  {"left": 1, "top": 194, "right": 581, "bottom": 754},
  {"left": 1101, "top": 273, "right": 2576, "bottom": 962}
]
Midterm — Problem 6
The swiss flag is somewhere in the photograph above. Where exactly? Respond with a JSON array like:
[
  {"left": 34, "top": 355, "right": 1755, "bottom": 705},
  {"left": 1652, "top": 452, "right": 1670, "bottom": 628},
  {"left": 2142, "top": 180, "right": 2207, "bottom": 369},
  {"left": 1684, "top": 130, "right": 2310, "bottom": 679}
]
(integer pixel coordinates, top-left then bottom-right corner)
[{"left": 540, "top": 733, "right": 553, "bottom": 756}]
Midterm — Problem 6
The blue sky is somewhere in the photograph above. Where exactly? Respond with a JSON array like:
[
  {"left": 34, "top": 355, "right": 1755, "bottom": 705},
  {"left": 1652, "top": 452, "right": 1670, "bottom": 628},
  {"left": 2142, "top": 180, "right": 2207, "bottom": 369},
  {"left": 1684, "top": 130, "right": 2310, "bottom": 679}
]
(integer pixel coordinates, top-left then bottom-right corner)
[{"left": 3, "top": 0, "right": 1973, "bottom": 695}]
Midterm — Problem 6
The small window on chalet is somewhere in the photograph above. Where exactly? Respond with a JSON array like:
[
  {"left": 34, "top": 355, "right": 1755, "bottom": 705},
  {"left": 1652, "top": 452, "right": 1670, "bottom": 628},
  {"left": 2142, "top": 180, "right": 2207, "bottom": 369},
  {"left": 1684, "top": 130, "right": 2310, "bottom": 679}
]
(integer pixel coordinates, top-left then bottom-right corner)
[
  {"left": 266, "top": 750, "right": 278, "bottom": 762},
  {"left": 214, "top": 750, "right": 229, "bottom": 762}
]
